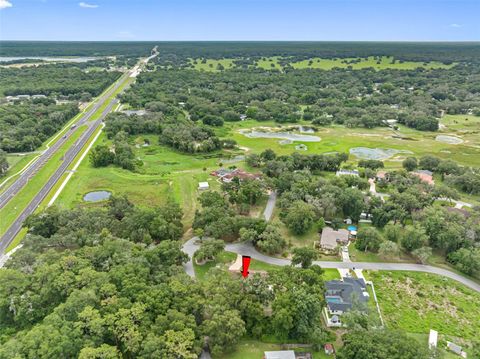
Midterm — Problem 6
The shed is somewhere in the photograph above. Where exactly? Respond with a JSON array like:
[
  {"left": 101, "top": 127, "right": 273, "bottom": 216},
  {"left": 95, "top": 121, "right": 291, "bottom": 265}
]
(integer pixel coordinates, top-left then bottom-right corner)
[
  {"left": 264, "top": 350, "right": 296, "bottom": 359},
  {"left": 198, "top": 182, "right": 209, "bottom": 190}
]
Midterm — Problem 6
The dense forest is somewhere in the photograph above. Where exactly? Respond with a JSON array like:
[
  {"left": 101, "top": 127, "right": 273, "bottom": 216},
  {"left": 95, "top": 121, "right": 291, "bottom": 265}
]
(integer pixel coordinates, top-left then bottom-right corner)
[
  {"left": 0, "top": 65, "right": 121, "bottom": 98},
  {"left": 121, "top": 65, "right": 480, "bottom": 131},
  {"left": 0, "top": 196, "right": 435, "bottom": 358},
  {"left": 0, "top": 99, "right": 79, "bottom": 152},
  {"left": 4, "top": 41, "right": 479, "bottom": 63}
]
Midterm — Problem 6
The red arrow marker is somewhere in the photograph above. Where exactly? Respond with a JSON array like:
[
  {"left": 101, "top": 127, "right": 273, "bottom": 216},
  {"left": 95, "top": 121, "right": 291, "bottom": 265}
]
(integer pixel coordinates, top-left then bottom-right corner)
[{"left": 241, "top": 256, "right": 251, "bottom": 278}]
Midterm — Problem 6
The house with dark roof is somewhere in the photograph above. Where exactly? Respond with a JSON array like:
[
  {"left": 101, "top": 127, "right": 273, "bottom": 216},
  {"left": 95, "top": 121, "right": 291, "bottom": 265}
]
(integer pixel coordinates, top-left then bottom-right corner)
[
  {"left": 320, "top": 227, "right": 349, "bottom": 251},
  {"left": 324, "top": 277, "right": 370, "bottom": 326}
]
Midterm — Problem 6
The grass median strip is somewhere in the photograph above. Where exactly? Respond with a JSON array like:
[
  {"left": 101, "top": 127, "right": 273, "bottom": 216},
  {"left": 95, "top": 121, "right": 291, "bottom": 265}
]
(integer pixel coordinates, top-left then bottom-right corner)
[{"left": 0, "top": 125, "right": 87, "bottom": 237}]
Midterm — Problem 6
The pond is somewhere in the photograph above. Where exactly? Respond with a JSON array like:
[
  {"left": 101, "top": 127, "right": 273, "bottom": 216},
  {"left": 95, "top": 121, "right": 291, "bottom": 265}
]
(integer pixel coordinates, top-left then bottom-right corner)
[
  {"left": 435, "top": 135, "right": 463, "bottom": 144},
  {"left": 241, "top": 130, "right": 321, "bottom": 142},
  {"left": 83, "top": 191, "right": 111, "bottom": 202},
  {"left": 350, "top": 147, "right": 413, "bottom": 160}
]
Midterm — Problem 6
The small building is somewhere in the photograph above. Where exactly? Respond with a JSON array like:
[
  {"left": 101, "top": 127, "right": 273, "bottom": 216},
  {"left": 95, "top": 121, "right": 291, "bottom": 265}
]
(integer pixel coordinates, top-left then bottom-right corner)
[
  {"left": 264, "top": 350, "right": 296, "bottom": 359},
  {"left": 239, "top": 114, "right": 247, "bottom": 121},
  {"left": 428, "top": 329, "right": 438, "bottom": 349},
  {"left": 376, "top": 171, "right": 387, "bottom": 181},
  {"left": 412, "top": 170, "right": 435, "bottom": 185},
  {"left": 324, "top": 343, "right": 335, "bottom": 355},
  {"left": 198, "top": 182, "right": 209, "bottom": 190},
  {"left": 336, "top": 169, "right": 359, "bottom": 177},
  {"left": 320, "top": 227, "right": 349, "bottom": 250},
  {"left": 446, "top": 341, "right": 467, "bottom": 358}
]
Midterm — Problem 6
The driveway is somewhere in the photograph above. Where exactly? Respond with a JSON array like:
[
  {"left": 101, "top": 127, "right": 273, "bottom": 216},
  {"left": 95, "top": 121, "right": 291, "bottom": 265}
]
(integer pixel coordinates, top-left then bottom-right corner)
[
  {"left": 222, "top": 241, "right": 480, "bottom": 293},
  {"left": 264, "top": 191, "right": 277, "bottom": 221}
]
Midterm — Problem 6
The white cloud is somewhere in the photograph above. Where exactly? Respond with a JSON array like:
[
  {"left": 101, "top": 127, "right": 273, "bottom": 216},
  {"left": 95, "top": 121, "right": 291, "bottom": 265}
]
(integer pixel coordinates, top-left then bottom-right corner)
[
  {"left": 0, "top": 0, "right": 13, "bottom": 10},
  {"left": 449, "top": 23, "right": 462, "bottom": 28},
  {"left": 79, "top": 2, "right": 98, "bottom": 8}
]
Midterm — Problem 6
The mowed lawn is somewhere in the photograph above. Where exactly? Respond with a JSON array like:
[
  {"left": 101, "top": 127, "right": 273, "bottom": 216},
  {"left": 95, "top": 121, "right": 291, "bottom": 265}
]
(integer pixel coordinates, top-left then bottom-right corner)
[
  {"left": 190, "top": 58, "right": 236, "bottom": 71},
  {"left": 222, "top": 340, "right": 330, "bottom": 359},
  {"left": 223, "top": 119, "right": 480, "bottom": 168},
  {"left": 366, "top": 271, "right": 480, "bottom": 342}
]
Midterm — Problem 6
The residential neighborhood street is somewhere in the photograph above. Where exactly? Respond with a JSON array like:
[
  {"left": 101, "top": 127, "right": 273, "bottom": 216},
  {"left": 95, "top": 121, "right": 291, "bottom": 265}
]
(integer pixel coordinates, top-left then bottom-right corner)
[{"left": 182, "top": 238, "right": 480, "bottom": 293}]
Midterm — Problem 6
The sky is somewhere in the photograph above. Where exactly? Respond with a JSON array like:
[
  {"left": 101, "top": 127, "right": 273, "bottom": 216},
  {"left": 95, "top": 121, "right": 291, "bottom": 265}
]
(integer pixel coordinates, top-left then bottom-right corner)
[{"left": 0, "top": 0, "right": 479, "bottom": 41}]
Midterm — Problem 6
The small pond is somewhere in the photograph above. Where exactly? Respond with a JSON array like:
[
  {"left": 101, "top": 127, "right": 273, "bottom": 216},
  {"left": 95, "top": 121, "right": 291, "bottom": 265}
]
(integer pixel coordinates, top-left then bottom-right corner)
[
  {"left": 83, "top": 191, "right": 111, "bottom": 202},
  {"left": 350, "top": 147, "right": 412, "bottom": 160},
  {"left": 242, "top": 130, "right": 321, "bottom": 142},
  {"left": 435, "top": 135, "right": 463, "bottom": 144}
]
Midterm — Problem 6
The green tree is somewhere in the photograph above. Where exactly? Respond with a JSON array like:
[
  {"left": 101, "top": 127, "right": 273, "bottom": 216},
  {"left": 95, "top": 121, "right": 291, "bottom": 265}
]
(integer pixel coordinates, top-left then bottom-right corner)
[
  {"left": 201, "top": 309, "right": 245, "bottom": 357},
  {"left": 194, "top": 239, "right": 225, "bottom": 263},
  {"left": 402, "top": 157, "right": 418, "bottom": 171},
  {"left": 282, "top": 201, "right": 315, "bottom": 235},
  {"left": 338, "top": 329, "right": 429, "bottom": 359},
  {"left": 78, "top": 345, "right": 121, "bottom": 359},
  {"left": 448, "top": 248, "right": 480, "bottom": 275},
  {"left": 400, "top": 225, "right": 428, "bottom": 252},
  {"left": 378, "top": 241, "right": 400, "bottom": 259},
  {"left": 89, "top": 145, "right": 115, "bottom": 167},
  {"left": 355, "top": 227, "right": 383, "bottom": 253},
  {"left": 291, "top": 247, "right": 318, "bottom": 268}
]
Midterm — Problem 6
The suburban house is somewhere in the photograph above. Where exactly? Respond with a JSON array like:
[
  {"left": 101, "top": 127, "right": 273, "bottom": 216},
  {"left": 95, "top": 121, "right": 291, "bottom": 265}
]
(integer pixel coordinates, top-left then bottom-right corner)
[
  {"left": 412, "top": 169, "right": 435, "bottom": 185},
  {"left": 320, "top": 227, "right": 349, "bottom": 251},
  {"left": 210, "top": 168, "right": 261, "bottom": 183},
  {"left": 336, "top": 169, "right": 359, "bottom": 177},
  {"left": 324, "top": 277, "right": 370, "bottom": 326},
  {"left": 376, "top": 170, "right": 388, "bottom": 181}
]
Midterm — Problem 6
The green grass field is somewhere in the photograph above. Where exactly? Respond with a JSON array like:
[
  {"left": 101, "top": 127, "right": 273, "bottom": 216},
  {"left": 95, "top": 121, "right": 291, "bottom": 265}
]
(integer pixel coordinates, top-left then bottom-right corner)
[
  {"left": 189, "top": 56, "right": 454, "bottom": 72},
  {"left": 290, "top": 56, "right": 453, "bottom": 70},
  {"left": 190, "top": 58, "right": 236, "bottom": 71},
  {"left": 366, "top": 270, "right": 480, "bottom": 343},
  {"left": 222, "top": 340, "right": 330, "bottom": 359}
]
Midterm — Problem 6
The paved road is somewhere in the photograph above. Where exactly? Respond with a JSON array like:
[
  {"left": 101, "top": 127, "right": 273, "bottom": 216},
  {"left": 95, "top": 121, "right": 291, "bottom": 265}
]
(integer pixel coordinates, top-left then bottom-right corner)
[
  {"left": 182, "top": 238, "right": 480, "bottom": 293},
  {"left": 0, "top": 56, "right": 153, "bottom": 255},
  {"left": 0, "top": 72, "right": 129, "bottom": 209},
  {"left": 263, "top": 190, "right": 277, "bottom": 221},
  {"left": 223, "top": 241, "right": 480, "bottom": 293}
]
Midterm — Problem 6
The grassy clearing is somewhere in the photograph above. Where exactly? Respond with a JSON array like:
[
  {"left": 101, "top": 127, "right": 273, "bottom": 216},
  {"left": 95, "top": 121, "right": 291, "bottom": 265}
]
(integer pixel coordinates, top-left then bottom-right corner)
[
  {"left": 190, "top": 58, "right": 236, "bottom": 71},
  {"left": 223, "top": 339, "right": 330, "bottom": 359},
  {"left": 366, "top": 270, "right": 480, "bottom": 343},
  {"left": 290, "top": 56, "right": 453, "bottom": 70},
  {"left": 193, "top": 250, "right": 237, "bottom": 281},
  {"left": 225, "top": 119, "right": 480, "bottom": 169},
  {"left": 349, "top": 245, "right": 415, "bottom": 263},
  {"left": 256, "top": 56, "right": 282, "bottom": 70},
  {"left": 0, "top": 125, "right": 87, "bottom": 237}
]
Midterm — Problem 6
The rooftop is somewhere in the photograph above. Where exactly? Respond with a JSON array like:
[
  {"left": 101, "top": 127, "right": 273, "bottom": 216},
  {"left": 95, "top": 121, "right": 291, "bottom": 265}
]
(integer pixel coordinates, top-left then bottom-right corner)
[
  {"left": 264, "top": 350, "right": 296, "bottom": 359},
  {"left": 325, "top": 277, "right": 369, "bottom": 313},
  {"left": 320, "top": 227, "right": 349, "bottom": 250}
]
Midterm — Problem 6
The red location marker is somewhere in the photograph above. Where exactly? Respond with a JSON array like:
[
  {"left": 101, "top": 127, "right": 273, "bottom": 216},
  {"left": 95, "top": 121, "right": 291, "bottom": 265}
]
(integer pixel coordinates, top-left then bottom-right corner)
[{"left": 241, "top": 256, "right": 251, "bottom": 278}]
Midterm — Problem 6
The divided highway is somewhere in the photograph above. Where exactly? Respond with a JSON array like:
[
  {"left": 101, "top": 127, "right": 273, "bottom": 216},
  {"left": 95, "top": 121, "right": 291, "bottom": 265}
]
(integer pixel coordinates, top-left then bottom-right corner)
[
  {"left": 0, "top": 52, "right": 156, "bottom": 255},
  {"left": 0, "top": 72, "right": 128, "bottom": 209}
]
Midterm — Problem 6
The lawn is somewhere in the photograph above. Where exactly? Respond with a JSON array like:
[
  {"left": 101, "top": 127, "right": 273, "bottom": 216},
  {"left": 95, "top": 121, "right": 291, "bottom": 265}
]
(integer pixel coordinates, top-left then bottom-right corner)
[
  {"left": 193, "top": 250, "right": 237, "bottom": 281},
  {"left": 290, "top": 56, "right": 453, "bottom": 70},
  {"left": 0, "top": 125, "right": 88, "bottom": 237},
  {"left": 190, "top": 58, "right": 236, "bottom": 71},
  {"left": 366, "top": 270, "right": 480, "bottom": 343},
  {"left": 222, "top": 339, "right": 330, "bottom": 359},
  {"left": 256, "top": 56, "right": 282, "bottom": 70},
  {"left": 349, "top": 244, "right": 415, "bottom": 263},
  {"left": 224, "top": 119, "right": 480, "bottom": 169}
]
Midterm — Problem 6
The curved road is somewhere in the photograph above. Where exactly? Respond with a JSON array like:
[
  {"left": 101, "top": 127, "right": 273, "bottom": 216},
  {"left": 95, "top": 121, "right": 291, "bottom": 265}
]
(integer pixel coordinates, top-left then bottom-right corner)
[{"left": 182, "top": 238, "right": 480, "bottom": 293}]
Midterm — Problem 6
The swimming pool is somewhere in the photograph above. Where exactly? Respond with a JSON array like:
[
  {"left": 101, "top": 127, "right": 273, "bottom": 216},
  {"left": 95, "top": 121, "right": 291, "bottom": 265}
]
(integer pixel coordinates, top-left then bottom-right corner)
[{"left": 326, "top": 296, "right": 342, "bottom": 304}]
